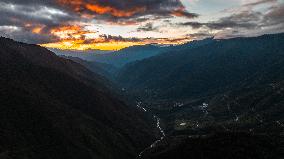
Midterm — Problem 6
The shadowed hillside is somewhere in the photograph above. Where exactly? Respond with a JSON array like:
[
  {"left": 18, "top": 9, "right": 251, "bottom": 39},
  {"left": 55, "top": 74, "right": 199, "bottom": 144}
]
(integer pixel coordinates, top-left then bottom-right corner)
[{"left": 0, "top": 37, "right": 156, "bottom": 159}]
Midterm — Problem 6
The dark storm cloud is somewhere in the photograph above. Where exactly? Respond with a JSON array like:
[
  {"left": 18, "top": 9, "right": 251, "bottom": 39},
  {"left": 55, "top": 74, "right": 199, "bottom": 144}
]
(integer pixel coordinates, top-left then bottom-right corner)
[
  {"left": 28, "top": 0, "right": 199, "bottom": 21},
  {"left": 0, "top": 1, "right": 79, "bottom": 44},
  {"left": 57, "top": 0, "right": 198, "bottom": 22},
  {"left": 0, "top": 1, "right": 77, "bottom": 25},
  {"left": 0, "top": 0, "right": 198, "bottom": 43}
]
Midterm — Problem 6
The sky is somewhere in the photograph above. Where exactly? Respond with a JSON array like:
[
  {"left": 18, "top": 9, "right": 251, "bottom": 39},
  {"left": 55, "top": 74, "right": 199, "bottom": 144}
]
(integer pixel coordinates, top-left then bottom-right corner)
[{"left": 0, "top": 0, "right": 283, "bottom": 50}]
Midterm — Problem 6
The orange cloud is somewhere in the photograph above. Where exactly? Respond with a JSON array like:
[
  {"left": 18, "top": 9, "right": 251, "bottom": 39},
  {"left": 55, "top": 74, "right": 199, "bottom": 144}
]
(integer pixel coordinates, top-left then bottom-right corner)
[
  {"left": 171, "top": 7, "right": 198, "bottom": 18},
  {"left": 40, "top": 39, "right": 144, "bottom": 51},
  {"left": 40, "top": 35, "right": 192, "bottom": 51},
  {"left": 23, "top": 23, "right": 46, "bottom": 34},
  {"left": 40, "top": 25, "right": 141, "bottom": 50},
  {"left": 32, "top": 27, "right": 44, "bottom": 34},
  {"left": 39, "top": 24, "right": 192, "bottom": 51},
  {"left": 40, "top": 37, "right": 193, "bottom": 50},
  {"left": 50, "top": 25, "right": 97, "bottom": 40},
  {"left": 57, "top": 0, "right": 145, "bottom": 18},
  {"left": 57, "top": 0, "right": 84, "bottom": 12},
  {"left": 85, "top": 4, "right": 145, "bottom": 17}
]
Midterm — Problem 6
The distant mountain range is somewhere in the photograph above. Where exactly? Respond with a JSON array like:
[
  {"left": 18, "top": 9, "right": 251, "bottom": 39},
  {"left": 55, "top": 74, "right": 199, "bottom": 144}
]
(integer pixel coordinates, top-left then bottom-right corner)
[
  {"left": 51, "top": 39, "right": 216, "bottom": 68},
  {"left": 48, "top": 48, "right": 112, "bottom": 58},
  {"left": 117, "top": 34, "right": 284, "bottom": 101},
  {"left": 0, "top": 37, "right": 156, "bottom": 159},
  {"left": 88, "top": 45, "right": 171, "bottom": 67},
  {"left": 51, "top": 44, "right": 173, "bottom": 68}
]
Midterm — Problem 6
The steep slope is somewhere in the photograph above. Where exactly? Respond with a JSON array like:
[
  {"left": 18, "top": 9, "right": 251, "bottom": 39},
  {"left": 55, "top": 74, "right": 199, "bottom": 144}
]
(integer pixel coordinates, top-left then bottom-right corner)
[{"left": 0, "top": 37, "right": 156, "bottom": 159}]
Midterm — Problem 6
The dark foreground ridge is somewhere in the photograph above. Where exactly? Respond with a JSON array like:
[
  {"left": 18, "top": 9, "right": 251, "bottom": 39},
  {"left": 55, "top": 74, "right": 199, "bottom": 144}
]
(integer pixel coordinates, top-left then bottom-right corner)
[{"left": 0, "top": 37, "right": 156, "bottom": 159}]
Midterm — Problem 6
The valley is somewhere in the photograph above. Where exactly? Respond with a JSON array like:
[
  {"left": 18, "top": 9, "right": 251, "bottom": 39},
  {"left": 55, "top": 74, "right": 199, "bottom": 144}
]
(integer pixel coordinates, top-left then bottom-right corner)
[
  {"left": 1, "top": 0, "right": 284, "bottom": 158},
  {"left": 1, "top": 33, "right": 283, "bottom": 159},
  {"left": 81, "top": 33, "right": 284, "bottom": 158},
  {"left": 113, "top": 34, "right": 284, "bottom": 137}
]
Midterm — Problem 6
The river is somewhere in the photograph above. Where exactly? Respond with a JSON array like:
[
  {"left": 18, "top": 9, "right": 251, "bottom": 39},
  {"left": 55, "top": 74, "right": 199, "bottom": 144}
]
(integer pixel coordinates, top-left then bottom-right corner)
[{"left": 136, "top": 101, "right": 166, "bottom": 158}]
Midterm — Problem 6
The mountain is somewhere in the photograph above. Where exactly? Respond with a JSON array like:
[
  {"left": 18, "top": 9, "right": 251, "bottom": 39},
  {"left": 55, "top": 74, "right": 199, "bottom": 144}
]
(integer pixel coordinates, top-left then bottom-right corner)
[
  {"left": 90, "top": 40, "right": 215, "bottom": 68},
  {"left": 49, "top": 48, "right": 112, "bottom": 60},
  {"left": 116, "top": 33, "right": 284, "bottom": 158},
  {"left": 0, "top": 37, "right": 156, "bottom": 159},
  {"left": 170, "top": 37, "right": 215, "bottom": 51},
  {"left": 117, "top": 33, "right": 284, "bottom": 101},
  {"left": 51, "top": 39, "right": 214, "bottom": 69},
  {"left": 116, "top": 33, "right": 284, "bottom": 135},
  {"left": 88, "top": 44, "right": 170, "bottom": 67},
  {"left": 60, "top": 55, "right": 118, "bottom": 80}
]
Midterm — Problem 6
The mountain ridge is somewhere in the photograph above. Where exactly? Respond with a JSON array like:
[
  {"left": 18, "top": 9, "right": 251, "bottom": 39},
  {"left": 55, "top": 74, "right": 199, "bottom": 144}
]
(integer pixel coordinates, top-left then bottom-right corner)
[{"left": 0, "top": 37, "right": 156, "bottom": 159}]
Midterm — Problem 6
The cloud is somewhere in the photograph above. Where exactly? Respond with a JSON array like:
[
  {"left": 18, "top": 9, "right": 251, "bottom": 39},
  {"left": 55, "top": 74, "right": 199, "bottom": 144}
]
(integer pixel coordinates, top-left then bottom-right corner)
[
  {"left": 178, "top": 21, "right": 204, "bottom": 29},
  {"left": 262, "top": 4, "right": 284, "bottom": 26},
  {"left": 207, "top": 11, "right": 261, "bottom": 30},
  {"left": 40, "top": 33, "right": 193, "bottom": 51},
  {"left": 137, "top": 23, "right": 160, "bottom": 32},
  {"left": 0, "top": 2, "right": 72, "bottom": 22},
  {"left": 0, "top": 0, "right": 198, "bottom": 45},
  {"left": 178, "top": 11, "right": 261, "bottom": 30},
  {"left": 98, "top": 34, "right": 141, "bottom": 42},
  {"left": 243, "top": 0, "right": 277, "bottom": 7},
  {"left": 177, "top": 1, "right": 284, "bottom": 39},
  {"left": 57, "top": 0, "right": 198, "bottom": 23},
  {"left": 0, "top": 0, "right": 283, "bottom": 50},
  {"left": 0, "top": 1, "right": 80, "bottom": 43},
  {"left": 186, "top": 32, "right": 214, "bottom": 40},
  {"left": 0, "top": 25, "right": 58, "bottom": 44}
]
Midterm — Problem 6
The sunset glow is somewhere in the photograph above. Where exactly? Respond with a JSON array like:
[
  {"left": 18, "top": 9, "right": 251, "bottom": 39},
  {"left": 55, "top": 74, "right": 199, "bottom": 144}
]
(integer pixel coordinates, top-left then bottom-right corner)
[{"left": 0, "top": 0, "right": 283, "bottom": 51}]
